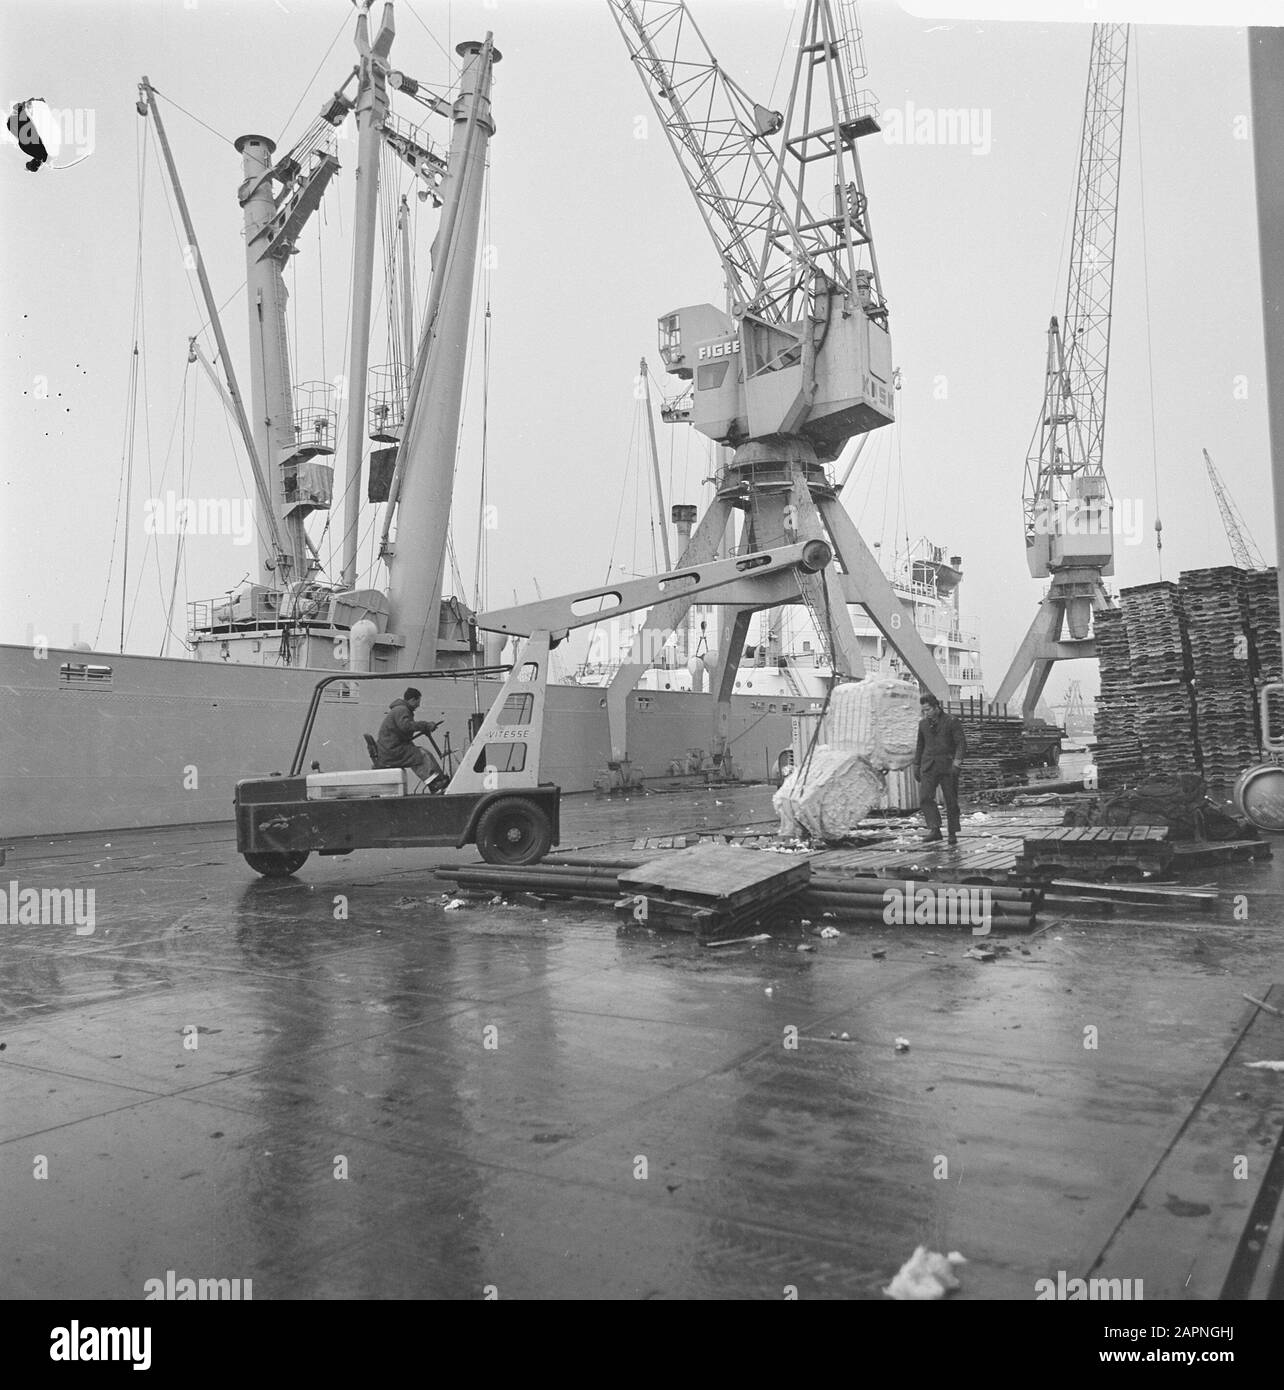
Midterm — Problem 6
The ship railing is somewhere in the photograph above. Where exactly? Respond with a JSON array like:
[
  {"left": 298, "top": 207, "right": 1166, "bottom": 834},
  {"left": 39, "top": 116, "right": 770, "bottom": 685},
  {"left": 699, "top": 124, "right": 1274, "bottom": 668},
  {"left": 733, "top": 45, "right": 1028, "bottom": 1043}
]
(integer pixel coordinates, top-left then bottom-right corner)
[{"left": 188, "top": 591, "right": 295, "bottom": 634}]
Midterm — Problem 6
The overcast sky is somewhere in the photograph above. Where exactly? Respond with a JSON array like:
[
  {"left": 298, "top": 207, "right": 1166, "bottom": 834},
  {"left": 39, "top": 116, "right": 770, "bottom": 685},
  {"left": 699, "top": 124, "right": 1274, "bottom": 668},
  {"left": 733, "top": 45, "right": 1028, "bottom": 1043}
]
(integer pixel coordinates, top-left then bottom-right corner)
[{"left": 1, "top": 0, "right": 1275, "bottom": 708}]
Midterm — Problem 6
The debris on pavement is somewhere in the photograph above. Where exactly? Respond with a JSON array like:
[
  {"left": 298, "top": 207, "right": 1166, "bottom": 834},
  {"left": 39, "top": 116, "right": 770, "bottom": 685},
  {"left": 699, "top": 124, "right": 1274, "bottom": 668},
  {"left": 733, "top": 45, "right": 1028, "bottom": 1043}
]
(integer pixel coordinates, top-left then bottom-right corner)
[
  {"left": 883, "top": 1246, "right": 966, "bottom": 1300},
  {"left": 819, "top": 926, "right": 840, "bottom": 939},
  {"left": 894, "top": 1036, "right": 910, "bottom": 1052},
  {"left": 964, "top": 946, "right": 995, "bottom": 962}
]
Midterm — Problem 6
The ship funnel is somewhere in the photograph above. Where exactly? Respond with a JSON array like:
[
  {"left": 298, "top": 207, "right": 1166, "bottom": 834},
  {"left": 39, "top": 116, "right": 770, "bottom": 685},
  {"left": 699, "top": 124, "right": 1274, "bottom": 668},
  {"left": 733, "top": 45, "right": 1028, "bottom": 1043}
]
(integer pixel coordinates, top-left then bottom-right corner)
[{"left": 672, "top": 504, "right": 697, "bottom": 556}]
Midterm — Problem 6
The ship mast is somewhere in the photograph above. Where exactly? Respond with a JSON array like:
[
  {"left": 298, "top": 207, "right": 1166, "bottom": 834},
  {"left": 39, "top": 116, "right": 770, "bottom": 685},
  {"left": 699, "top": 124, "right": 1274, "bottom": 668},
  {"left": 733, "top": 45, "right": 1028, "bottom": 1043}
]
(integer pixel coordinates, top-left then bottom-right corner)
[
  {"left": 233, "top": 128, "right": 339, "bottom": 587},
  {"left": 383, "top": 37, "right": 500, "bottom": 670},
  {"left": 338, "top": 1, "right": 397, "bottom": 589},
  {"left": 135, "top": 79, "right": 289, "bottom": 580}
]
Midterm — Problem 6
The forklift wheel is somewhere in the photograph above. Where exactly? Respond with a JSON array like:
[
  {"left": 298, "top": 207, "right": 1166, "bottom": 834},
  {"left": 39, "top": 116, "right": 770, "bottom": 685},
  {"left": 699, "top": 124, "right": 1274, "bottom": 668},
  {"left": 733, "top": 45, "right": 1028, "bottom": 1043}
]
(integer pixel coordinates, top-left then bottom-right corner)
[
  {"left": 475, "top": 798, "right": 553, "bottom": 867},
  {"left": 244, "top": 851, "right": 311, "bottom": 878}
]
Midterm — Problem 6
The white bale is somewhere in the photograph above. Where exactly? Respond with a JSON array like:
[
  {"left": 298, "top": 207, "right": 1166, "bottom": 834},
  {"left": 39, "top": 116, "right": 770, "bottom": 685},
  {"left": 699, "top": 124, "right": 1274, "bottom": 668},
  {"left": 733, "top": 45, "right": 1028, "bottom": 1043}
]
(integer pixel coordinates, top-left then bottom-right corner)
[
  {"left": 775, "top": 745, "right": 885, "bottom": 841},
  {"left": 773, "top": 768, "right": 802, "bottom": 839},
  {"left": 825, "top": 677, "right": 920, "bottom": 770}
]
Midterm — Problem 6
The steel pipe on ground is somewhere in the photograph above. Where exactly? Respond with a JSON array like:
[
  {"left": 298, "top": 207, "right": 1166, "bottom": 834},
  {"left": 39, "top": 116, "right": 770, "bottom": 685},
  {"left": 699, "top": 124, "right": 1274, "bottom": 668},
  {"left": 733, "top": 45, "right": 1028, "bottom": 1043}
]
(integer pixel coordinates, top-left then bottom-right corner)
[
  {"left": 808, "top": 875, "right": 1040, "bottom": 904},
  {"left": 798, "top": 891, "right": 1034, "bottom": 922}
]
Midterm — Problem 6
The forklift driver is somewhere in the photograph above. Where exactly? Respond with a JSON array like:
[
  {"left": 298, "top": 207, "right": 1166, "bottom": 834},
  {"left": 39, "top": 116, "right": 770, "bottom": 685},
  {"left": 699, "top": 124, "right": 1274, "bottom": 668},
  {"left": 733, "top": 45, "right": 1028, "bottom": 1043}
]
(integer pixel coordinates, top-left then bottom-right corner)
[{"left": 376, "top": 688, "right": 449, "bottom": 793}]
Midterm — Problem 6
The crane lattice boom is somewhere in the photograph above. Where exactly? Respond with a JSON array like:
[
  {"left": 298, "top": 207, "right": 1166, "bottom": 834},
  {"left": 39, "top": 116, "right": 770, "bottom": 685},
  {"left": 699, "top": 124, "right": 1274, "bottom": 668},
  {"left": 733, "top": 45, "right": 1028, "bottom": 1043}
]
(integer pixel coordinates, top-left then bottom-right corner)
[
  {"left": 1203, "top": 448, "right": 1267, "bottom": 570},
  {"left": 608, "top": 0, "right": 885, "bottom": 327},
  {"left": 1023, "top": 23, "right": 1129, "bottom": 557}
]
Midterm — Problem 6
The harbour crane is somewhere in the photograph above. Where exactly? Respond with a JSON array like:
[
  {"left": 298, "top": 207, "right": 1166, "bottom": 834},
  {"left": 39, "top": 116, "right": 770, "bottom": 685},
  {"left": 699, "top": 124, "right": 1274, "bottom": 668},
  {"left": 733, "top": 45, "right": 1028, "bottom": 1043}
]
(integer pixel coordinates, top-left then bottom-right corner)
[
  {"left": 993, "top": 24, "right": 1130, "bottom": 722},
  {"left": 604, "top": 0, "right": 948, "bottom": 780},
  {"left": 1202, "top": 448, "right": 1268, "bottom": 571}
]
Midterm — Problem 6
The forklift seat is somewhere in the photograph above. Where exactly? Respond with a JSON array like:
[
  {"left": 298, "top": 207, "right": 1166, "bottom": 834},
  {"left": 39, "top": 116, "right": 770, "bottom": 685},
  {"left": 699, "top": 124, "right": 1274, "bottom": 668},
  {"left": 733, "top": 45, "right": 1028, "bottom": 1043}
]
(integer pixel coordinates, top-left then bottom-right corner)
[{"left": 364, "top": 730, "right": 447, "bottom": 795}]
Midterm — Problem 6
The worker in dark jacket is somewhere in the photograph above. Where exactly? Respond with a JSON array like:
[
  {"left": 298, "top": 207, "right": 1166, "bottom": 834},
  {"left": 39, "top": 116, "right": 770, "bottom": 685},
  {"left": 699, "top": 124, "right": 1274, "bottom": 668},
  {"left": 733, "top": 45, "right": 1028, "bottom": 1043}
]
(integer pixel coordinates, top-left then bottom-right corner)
[
  {"left": 376, "top": 688, "right": 447, "bottom": 792},
  {"left": 913, "top": 692, "right": 966, "bottom": 844}
]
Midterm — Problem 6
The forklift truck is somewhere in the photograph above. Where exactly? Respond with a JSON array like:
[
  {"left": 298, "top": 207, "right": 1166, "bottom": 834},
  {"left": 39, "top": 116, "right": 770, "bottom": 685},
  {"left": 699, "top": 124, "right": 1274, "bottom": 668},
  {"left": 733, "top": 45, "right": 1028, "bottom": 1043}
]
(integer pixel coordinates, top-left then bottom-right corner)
[
  {"left": 235, "top": 540, "right": 833, "bottom": 876},
  {"left": 234, "top": 664, "right": 560, "bottom": 876}
]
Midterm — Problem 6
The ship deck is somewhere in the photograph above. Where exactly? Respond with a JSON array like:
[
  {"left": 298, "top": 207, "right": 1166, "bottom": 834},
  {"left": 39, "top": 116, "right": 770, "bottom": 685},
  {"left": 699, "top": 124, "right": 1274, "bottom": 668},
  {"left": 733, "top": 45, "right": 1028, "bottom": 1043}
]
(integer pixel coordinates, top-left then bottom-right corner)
[{"left": 2, "top": 784, "right": 1283, "bottom": 1303}]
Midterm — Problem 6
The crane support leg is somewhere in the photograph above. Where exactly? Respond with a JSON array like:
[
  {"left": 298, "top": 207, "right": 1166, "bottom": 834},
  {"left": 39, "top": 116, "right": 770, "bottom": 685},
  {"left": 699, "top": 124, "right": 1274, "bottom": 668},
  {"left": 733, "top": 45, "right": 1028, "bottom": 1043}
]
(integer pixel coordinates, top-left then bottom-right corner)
[
  {"left": 993, "top": 573, "right": 1109, "bottom": 716},
  {"left": 817, "top": 495, "right": 950, "bottom": 700},
  {"left": 605, "top": 495, "right": 736, "bottom": 766},
  {"left": 786, "top": 480, "right": 867, "bottom": 680},
  {"left": 710, "top": 607, "right": 756, "bottom": 770},
  {"left": 1021, "top": 659, "right": 1057, "bottom": 723}
]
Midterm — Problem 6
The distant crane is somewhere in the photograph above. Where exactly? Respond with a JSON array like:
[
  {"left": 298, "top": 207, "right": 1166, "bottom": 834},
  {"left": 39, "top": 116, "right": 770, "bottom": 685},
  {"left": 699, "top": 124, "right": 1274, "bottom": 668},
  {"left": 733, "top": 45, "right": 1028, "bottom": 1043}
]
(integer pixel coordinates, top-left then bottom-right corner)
[
  {"left": 1057, "top": 678, "right": 1092, "bottom": 738},
  {"left": 1202, "top": 448, "right": 1267, "bottom": 570},
  {"left": 603, "top": 0, "right": 949, "bottom": 777},
  {"left": 993, "top": 24, "right": 1130, "bottom": 722}
]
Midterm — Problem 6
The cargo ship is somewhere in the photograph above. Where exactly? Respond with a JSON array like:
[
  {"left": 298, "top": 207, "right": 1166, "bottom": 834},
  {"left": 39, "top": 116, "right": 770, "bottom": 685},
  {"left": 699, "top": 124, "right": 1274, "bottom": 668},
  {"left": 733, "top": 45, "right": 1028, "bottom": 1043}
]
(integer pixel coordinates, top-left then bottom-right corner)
[{"left": 0, "top": 1, "right": 988, "bottom": 840}]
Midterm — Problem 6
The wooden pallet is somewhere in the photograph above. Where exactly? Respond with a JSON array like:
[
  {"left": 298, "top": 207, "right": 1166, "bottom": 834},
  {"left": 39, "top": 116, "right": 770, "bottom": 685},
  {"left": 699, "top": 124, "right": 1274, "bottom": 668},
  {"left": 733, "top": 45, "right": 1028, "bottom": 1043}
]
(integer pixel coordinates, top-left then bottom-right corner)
[
  {"left": 1017, "top": 825, "right": 1172, "bottom": 876},
  {"left": 617, "top": 844, "right": 811, "bottom": 935}
]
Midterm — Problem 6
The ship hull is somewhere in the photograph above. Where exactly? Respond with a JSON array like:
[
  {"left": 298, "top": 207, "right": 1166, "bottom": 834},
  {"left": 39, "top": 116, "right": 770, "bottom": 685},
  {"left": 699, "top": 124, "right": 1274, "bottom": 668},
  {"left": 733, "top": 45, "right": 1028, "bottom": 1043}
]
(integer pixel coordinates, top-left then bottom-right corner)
[{"left": 0, "top": 644, "right": 808, "bottom": 838}]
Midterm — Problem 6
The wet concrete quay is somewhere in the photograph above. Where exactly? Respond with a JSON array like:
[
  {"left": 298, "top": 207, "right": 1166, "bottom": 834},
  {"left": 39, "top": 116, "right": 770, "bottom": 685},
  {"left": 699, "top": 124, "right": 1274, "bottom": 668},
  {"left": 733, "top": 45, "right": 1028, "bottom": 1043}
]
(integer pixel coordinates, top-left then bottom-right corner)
[{"left": 2, "top": 784, "right": 1282, "bottom": 1300}]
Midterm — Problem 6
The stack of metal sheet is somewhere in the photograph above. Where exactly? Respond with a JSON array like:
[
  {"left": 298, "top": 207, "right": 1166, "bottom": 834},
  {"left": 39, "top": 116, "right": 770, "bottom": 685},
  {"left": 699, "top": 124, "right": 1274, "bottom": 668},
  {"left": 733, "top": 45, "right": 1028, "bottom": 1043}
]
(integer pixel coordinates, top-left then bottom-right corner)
[
  {"left": 1182, "top": 566, "right": 1259, "bottom": 798},
  {"left": 1092, "top": 607, "right": 1144, "bottom": 784},
  {"left": 1120, "top": 582, "right": 1200, "bottom": 781}
]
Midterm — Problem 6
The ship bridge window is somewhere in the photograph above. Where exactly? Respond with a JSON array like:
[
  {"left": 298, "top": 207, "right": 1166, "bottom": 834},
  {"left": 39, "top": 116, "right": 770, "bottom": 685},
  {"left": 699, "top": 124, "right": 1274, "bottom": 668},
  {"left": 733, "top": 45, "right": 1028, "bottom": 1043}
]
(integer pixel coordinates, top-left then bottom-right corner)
[
  {"left": 497, "top": 692, "right": 533, "bottom": 727},
  {"left": 474, "top": 742, "right": 526, "bottom": 774},
  {"left": 59, "top": 662, "right": 113, "bottom": 690}
]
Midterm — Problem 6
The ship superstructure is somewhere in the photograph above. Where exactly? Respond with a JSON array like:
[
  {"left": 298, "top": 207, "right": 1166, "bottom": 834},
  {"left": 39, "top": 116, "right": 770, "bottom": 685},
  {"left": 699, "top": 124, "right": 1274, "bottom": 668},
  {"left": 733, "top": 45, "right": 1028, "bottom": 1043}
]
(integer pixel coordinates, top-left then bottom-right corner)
[{"left": 573, "top": 536, "right": 984, "bottom": 704}]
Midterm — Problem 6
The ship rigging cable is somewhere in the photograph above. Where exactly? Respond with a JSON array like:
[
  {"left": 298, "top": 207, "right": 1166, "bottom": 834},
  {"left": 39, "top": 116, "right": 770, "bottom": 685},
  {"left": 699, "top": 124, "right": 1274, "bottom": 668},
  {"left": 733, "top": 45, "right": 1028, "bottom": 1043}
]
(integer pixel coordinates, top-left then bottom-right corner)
[
  {"left": 1131, "top": 32, "right": 1164, "bottom": 579},
  {"left": 271, "top": 10, "right": 354, "bottom": 149},
  {"left": 145, "top": 86, "right": 234, "bottom": 148},
  {"left": 96, "top": 122, "right": 148, "bottom": 651}
]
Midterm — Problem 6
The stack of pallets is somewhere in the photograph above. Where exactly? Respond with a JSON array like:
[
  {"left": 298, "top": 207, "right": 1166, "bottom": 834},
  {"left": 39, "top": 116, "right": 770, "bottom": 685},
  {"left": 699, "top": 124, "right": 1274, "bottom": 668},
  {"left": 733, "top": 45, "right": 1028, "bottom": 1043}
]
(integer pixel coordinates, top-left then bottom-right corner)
[
  {"left": 1120, "top": 582, "right": 1200, "bottom": 781},
  {"left": 1183, "top": 566, "right": 1259, "bottom": 798},
  {"left": 1092, "top": 607, "right": 1144, "bottom": 785},
  {"left": 949, "top": 704, "right": 1027, "bottom": 795},
  {"left": 1246, "top": 568, "right": 1282, "bottom": 756},
  {"left": 1121, "top": 582, "right": 1191, "bottom": 682},
  {"left": 1246, "top": 568, "right": 1281, "bottom": 683}
]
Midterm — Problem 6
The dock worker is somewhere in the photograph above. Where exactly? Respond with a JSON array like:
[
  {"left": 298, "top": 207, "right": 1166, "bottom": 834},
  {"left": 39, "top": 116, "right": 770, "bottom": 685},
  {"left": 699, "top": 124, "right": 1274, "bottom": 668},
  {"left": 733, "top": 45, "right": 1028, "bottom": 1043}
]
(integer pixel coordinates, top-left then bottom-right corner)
[
  {"left": 376, "top": 688, "right": 449, "bottom": 793},
  {"left": 913, "top": 692, "right": 966, "bottom": 845}
]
